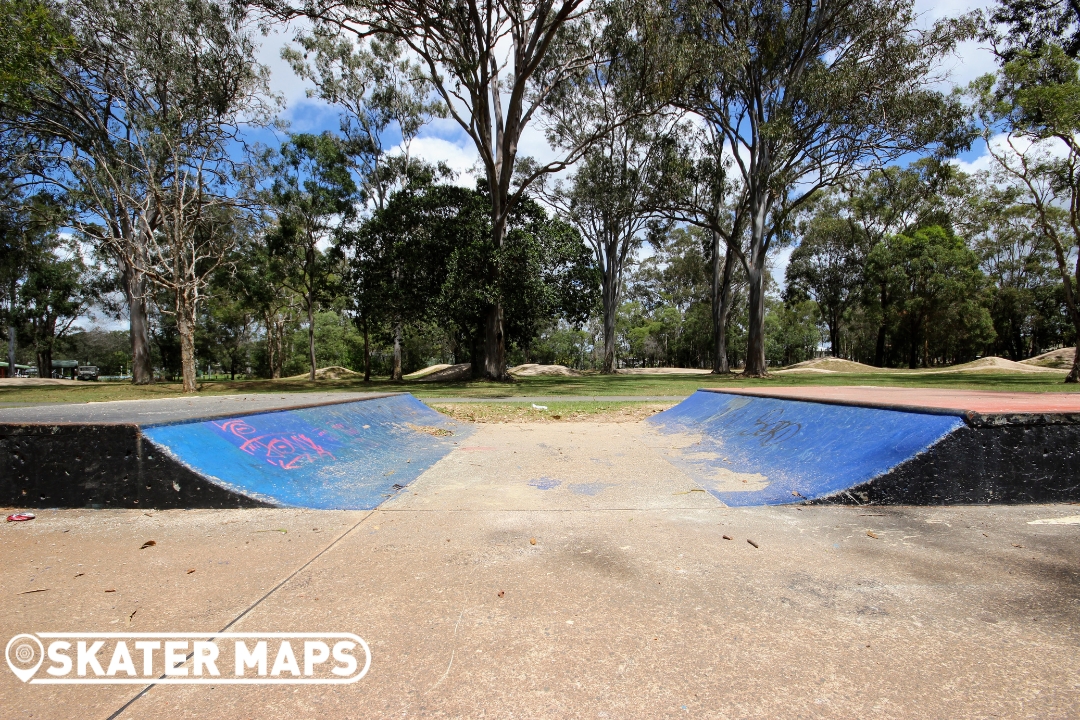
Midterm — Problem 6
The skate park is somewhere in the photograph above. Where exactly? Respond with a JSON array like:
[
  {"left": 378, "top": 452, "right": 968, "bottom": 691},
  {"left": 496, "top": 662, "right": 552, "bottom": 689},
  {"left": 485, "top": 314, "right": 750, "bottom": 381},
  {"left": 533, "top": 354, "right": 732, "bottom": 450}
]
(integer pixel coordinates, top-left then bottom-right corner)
[{"left": 2, "top": 383, "right": 1080, "bottom": 718}]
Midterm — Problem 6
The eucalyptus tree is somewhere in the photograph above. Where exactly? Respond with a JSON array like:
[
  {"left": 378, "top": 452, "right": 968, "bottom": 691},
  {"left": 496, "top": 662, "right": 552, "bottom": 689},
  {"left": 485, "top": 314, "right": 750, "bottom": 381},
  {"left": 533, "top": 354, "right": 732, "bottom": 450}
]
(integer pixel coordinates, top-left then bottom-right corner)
[
  {"left": 284, "top": 32, "right": 449, "bottom": 377},
  {"left": 657, "top": 126, "right": 744, "bottom": 373},
  {"left": 671, "top": 0, "right": 972, "bottom": 376},
  {"left": 539, "top": 85, "right": 685, "bottom": 373},
  {"left": 267, "top": 132, "right": 359, "bottom": 381},
  {"left": 266, "top": 0, "right": 645, "bottom": 379},
  {"left": 283, "top": 32, "right": 445, "bottom": 213},
  {"left": 9, "top": 0, "right": 274, "bottom": 389},
  {"left": 970, "top": 45, "right": 1080, "bottom": 382},
  {"left": 785, "top": 201, "right": 864, "bottom": 358}
]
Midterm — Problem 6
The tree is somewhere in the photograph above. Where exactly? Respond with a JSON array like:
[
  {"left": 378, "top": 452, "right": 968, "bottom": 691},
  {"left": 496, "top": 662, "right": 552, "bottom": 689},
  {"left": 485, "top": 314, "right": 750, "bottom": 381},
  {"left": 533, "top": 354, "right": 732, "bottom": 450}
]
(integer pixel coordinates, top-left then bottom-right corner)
[
  {"left": 0, "top": 193, "right": 97, "bottom": 377},
  {"left": 786, "top": 204, "right": 864, "bottom": 358},
  {"left": 867, "top": 226, "right": 995, "bottom": 368},
  {"left": 989, "top": 0, "right": 1080, "bottom": 59},
  {"left": 970, "top": 183, "right": 1065, "bottom": 359},
  {"left": 0, "top": 0, "right": 69, "bottom": 111},
  {"left": 268, "top": 132, "right": 358, "bottom": 381},
  {"left": 348, "top": 182, "right": 598, "bottom": 372},
  {"left": 844, "top": 162, "right": 969, "bottom": 366},
  {"left": 9, "top": 0, "right": 273, "bottom": 389},
  {"left": 540, "top": 109, "right": 684, "bottom": 373},
  {"left": 657, "top": 126, "right": 743, "bottom": 373},
  {"left": 671, "top": 0, "right": 972, "bottom": 376},
  {"left": 273, "top": 0, "right": 630, "bottom": 379},
  {"left": 232, "top": 235, "right": 299, "bottom": 378},
  {"left": 971, "top": 44, "right": 1080, "bottom": 381}
]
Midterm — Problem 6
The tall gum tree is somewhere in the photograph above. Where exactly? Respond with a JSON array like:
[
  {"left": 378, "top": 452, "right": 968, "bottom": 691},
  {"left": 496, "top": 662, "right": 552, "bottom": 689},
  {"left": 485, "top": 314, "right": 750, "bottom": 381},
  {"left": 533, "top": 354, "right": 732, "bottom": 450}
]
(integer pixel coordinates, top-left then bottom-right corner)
[
  {"left": 971, "top": 44, "right": 1080, "bottom": 382},
  {"left": 538, "top": 91, "right": 685, "bottom": 374},
  {"left": 267, "top": 0, "right": 637, "bottom": 379},
  {"left": 671, "top": 0, "right": 972, "bottom": 376},
  {"left": 284, "top": 31, "right": 446, "bottom": 379}
]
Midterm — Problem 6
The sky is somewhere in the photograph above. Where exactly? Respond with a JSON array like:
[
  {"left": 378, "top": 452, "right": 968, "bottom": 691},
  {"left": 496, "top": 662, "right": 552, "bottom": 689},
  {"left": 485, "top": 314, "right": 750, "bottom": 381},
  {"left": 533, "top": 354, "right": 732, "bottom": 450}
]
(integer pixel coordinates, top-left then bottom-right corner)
[
  {"left": 86, "top": 0, "right": 1003, "bottom": 331},
  {"left": 258, "top": 0, "right": 1001, "bottom": 186}
]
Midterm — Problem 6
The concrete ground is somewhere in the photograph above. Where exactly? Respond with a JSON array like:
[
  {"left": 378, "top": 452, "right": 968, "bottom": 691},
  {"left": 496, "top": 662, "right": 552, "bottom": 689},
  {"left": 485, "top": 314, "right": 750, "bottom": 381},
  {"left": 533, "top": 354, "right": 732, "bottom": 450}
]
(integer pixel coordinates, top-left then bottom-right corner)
[{"left": 2, "top": 420, "right": 1079, "bottom": 718}]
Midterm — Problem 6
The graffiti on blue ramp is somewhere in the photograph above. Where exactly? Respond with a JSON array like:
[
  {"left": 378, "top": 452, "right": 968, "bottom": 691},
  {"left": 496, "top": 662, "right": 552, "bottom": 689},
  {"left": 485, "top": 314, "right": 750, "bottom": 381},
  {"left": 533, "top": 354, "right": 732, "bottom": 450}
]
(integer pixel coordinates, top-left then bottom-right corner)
[{"left": 142, "top": 394, "right": 472, "bottom": 509}]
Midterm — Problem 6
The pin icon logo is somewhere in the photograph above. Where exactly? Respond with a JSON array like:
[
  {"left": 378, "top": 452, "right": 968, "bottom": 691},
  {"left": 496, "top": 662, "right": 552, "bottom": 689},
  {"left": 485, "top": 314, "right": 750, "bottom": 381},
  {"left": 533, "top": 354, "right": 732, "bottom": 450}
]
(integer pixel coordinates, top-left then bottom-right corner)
[{"left": 6, "top": 634, "right": 44, "bottom": 682}]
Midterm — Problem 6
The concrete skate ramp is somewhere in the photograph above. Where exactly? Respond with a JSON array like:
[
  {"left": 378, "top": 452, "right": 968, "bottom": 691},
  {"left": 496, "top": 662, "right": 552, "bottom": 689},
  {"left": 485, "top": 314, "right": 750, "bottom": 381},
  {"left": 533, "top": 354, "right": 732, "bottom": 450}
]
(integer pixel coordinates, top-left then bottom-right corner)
[
  {"left": 648, "top": 388, "right": 1080, "bottom": 506},
  {"left": 1, "top": 393, "right": 471, "bottom": 510}
]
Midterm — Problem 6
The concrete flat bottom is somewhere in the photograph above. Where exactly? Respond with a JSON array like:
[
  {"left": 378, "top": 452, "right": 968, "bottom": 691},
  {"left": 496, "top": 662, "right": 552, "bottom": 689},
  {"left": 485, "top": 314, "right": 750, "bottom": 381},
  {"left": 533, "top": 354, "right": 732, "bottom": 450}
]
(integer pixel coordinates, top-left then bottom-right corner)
[{"left": 3, "top": 421, "right": 1079, "bottom": 718}]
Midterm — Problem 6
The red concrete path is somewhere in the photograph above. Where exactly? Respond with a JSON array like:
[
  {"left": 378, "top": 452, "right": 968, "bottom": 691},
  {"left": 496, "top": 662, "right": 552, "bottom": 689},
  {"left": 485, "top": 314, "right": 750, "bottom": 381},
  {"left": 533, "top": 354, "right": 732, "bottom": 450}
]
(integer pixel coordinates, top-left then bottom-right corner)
[{"left": 708, "top": 386, "right": 1080, "bottom": 415}]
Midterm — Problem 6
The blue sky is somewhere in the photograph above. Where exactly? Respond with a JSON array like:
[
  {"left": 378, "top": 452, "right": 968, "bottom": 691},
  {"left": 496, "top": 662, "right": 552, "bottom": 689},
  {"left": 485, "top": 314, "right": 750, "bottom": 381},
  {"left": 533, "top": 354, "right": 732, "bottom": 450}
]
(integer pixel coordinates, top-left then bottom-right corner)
[
  {"left": 255, "top": 0, "right": 1001, "bottom": 185},
  {"left": 84, "top": 0, "right": 1002, "bottom": 332}
]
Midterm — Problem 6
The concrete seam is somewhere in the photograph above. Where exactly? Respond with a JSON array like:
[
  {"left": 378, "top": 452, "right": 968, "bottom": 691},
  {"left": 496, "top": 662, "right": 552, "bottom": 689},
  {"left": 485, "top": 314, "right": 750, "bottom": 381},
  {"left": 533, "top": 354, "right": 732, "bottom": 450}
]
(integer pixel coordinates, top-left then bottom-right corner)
[{"left": 104, "top": 509, "right": 377, "bottom": 720}]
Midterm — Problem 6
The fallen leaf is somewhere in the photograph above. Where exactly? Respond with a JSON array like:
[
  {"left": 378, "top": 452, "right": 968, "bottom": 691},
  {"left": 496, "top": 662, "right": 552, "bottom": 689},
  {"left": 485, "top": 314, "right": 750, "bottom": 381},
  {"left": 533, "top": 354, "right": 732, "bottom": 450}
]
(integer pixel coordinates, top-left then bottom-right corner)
[
  {"left": 18, "top": 588, "right": 48, "bottom": 595},
  {"left": 747, "top": 539, "right": 759, "bottom": 549},
  {"left": 186, "top": 569, "right": 195, "bottom": 574},
  {"left": 140, "top": 540, "right": 156, "bottom": 549},
  {"left": 104, "top": 589, "right": 116, "bottom": 593},
  {"left": 530, "top": 537, "right": 537, "bottom": 545},
  {"left": 722, "top": 535, "right": 733, "bottom": 541},
  {"left": 866, "top": 531, "right": 878, "bottom": 539},
  {"left": 497, "top": 591, "right": 505, "bottom": 598},
  {"left": 129, "top": 610, "right": 137, "bottom": 621},
  {"left": 1012, "top": 544, "right": 1023, "bottom": 548},
  {"left": 552, "top": 415, "right": 561, "bottom": 420},
  {"left": 74, "top": 573, "right": 84, "bottom": 578}
]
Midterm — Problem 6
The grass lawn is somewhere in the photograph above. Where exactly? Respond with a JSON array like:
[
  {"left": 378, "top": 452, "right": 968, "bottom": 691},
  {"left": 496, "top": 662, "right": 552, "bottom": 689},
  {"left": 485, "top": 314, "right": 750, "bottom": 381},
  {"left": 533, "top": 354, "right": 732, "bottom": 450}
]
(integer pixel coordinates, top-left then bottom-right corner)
[{"left": 0, "top": 368, "right": 1076, "bottom": 406}]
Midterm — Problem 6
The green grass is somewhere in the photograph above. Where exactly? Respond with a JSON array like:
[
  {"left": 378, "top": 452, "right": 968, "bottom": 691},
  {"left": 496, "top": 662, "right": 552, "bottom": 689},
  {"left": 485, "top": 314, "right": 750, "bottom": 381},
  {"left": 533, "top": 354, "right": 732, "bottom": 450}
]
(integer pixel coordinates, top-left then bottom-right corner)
[{"left": 0, "top": 368, "right": 1076, "bottom": 406}]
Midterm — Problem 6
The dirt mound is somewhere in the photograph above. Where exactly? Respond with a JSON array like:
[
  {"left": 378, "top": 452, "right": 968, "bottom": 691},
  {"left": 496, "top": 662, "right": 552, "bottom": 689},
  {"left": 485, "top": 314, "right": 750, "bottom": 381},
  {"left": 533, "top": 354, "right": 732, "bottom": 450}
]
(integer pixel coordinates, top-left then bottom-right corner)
[
  {"left": 924, "top": 356, "right": 1067, "bottom": 374},
  {"left": 403, "top": 364, "right": 452, "bottom": 380},
  {"left": 1021, "top": 347, "right": 1077, "bottom": 369},
  {"left": 286, "top": 366, "right": 363, "bottom": 380},
  {"left": 776, "top": 357, "right": 879, "bottom": 374},
  {"left": 509, "top": 364, "right": 580, "bottom": 377},
  {"left": 616, "top": 367, "right": 712, "bottom": 375},
  {"left": 414, "top": 363, "right": 472, "bottom": 382}
]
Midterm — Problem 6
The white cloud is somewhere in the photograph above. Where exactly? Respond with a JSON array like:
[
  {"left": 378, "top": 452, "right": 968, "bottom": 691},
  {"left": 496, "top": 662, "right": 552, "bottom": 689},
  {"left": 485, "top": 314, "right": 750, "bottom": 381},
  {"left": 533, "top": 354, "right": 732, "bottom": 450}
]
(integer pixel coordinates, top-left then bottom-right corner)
[{"left": 398, "top": 135, "right": 481, "bottom": 187}]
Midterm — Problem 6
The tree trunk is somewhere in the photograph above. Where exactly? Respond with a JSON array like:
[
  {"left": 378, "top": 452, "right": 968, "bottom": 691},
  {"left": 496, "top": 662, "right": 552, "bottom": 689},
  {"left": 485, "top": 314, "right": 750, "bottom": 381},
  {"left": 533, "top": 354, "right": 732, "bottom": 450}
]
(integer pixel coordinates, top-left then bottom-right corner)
[
  {"left": 601, "top": 249, "right": 619, "bottom": 374},
  {"left": 711, "top": 235, "right": 734, "bottom": 374},
  {"left": 122, "top": 261, "right": 154, "bottom": 385},
  {"left": 874, "top": 284, "right": 889, "bottom": 367},
  {"left": 8, "top": 278, "right": 16, "bottom": 378},
  {"left": 830, "top": 310, "right": 841, "bottom": 358},
  {"left": 35, "top": 345, "right": 52, "bottom": 380},
  {"left": 363, "top": 317, "right": 370, "bottom": 382},
  {"left": 482, "top": 218, "right": 508, "bottom": 380},
  {"left": 391, "top": 319, "right": 403, "bottom": 381},
  {"left": 307, "top": 293, "right": 316, "bottom": 381},
  {"left": 1066, "top": 343, "right": 1079, "bottom": 384},
  {"left": 743, "top": 264, "right": 767, "bottom": 377},
  {"left": 176, "top": 296, "right": 198, "bottom": 393}
]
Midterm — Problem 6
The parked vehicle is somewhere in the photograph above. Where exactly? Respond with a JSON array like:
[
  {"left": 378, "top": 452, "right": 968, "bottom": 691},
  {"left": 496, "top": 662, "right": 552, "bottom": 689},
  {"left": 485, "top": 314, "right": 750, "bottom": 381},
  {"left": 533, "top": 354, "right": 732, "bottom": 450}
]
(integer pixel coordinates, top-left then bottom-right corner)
[{"left": 77, "top": 365, "right": 99, "bottom": 381}]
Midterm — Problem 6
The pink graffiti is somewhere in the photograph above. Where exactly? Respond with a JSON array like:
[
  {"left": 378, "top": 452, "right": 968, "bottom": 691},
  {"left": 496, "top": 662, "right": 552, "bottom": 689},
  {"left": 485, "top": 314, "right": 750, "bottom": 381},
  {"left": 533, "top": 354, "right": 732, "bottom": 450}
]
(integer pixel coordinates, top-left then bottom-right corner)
[{"left": 212, "top": 420, "right": 336, "bottom": 470}]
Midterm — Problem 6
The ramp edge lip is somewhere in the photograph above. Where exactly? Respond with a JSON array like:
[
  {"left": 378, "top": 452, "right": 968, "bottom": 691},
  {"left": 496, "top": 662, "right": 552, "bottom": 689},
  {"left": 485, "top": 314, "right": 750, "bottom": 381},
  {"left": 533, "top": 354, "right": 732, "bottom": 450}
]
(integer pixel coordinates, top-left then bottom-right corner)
[
  {"left": 697, "top": 388, "right": 1080, "bottom": 426},
  {"left": 0, "top": 392, "right": 405, "bottom": 429}
]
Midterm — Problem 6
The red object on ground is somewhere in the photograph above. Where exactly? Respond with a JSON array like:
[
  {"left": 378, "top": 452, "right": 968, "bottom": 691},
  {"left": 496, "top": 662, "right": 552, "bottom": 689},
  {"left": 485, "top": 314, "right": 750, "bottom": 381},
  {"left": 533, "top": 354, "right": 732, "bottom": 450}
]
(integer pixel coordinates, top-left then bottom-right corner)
[
  {"left": 708, "top": 386, "right": 1080, "bottom": 415},
  {"left": 6, "top": 513, "right": 35, "bottom": 522}
]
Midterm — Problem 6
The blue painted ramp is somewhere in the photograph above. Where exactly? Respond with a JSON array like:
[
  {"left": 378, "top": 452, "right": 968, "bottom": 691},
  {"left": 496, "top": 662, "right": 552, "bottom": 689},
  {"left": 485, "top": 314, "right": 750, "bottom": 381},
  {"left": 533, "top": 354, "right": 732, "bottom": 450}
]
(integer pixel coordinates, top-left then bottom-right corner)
[
  {"left": 142, "top": 394, "right": 471, "bottom": 509},
  {"left": 647, "top": 390, "right": 964, "bottom": 506}
]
